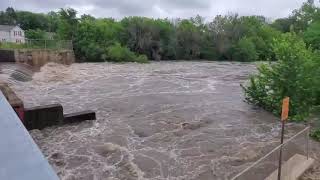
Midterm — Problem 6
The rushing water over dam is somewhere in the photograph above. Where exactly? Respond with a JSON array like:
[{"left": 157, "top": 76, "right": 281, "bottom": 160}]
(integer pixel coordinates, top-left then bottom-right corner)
[{"left": 1, "top": 61, "right": 308, "bottom": 180}]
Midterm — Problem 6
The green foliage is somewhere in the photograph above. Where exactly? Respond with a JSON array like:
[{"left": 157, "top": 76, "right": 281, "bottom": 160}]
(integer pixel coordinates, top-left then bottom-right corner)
[
  {"left": 310, "top": 129, "right": 320, "bottom": 141},
  {"left": 105, "top": 43, "right": 149, "bottom": 63},
  {"left": 0, "top": 42, "right": 26, "bottom": 49},
  {"left": 73, "top": 18, "right": 123, "bottom": 61},
  {"left": 271, "top": 18, "right": 295, "bottom": 33},
  {"left": 0, "top": 7, "right": 17, "bottom": 25},
  {"left": 304, "top": 21, "right": 320, "bottom": 49},
  {"left": 243, "top": 33, "right": 319, "bottom": 121},
  {"left": 0, "top": 1, "right": 319, "bottom": 64},
  {"left": 25, "top": 29, "right": 46, "bottom": 39},
  {"left": 56, "top": 8, "right": 78, "bottom": 40},
  {"left": 176, "top": 19, "right": 201, "bottom": 59},
  {"left": 232, "top": 37, "right": 258, "bottom": 61},
  {"left": 120, "top": 17, "right": 176, "bottom": 60}
]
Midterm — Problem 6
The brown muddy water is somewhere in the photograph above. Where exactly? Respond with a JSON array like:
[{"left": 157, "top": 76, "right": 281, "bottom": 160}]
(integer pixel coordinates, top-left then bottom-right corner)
[{"left": 0, "top": 61, "right": 318, "bottom": 180}]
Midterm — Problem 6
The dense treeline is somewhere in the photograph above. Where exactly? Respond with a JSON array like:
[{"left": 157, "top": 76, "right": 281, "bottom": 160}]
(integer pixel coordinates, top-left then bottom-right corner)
[
  {"left": 1, "top": 1, "right": 320, "bottom": 63},
  {"left": 1, "top": 1, "right": 320, "bottom": 62},
  {"left": 0, "top": 2, "right": 313, "bottom": 62}
]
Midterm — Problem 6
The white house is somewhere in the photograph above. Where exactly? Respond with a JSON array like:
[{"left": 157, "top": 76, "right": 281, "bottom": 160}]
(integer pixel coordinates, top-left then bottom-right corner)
[{"left": 0, "top": 25, "right": 25, "bottom": 43}]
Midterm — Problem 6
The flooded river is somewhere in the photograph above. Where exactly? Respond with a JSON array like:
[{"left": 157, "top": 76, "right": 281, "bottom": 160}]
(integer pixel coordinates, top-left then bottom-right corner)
[{"left": 0, "top": 61, "right": 313, "bottom": 179}]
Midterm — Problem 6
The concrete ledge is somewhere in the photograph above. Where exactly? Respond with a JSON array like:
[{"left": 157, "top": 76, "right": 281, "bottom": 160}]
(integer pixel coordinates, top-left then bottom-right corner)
[
  {"left": 265, "top": 154, "right": 314, "bottom": 180},
  {"left": 24, "top": 104, "right": 64, "bottom": 130},
  {"left": 0, "top": 83, "right": 96, "bottom": 130},
  {"left": 0, "top": 82, "right": 23, "bottom": 108},
  {"left": 0, "top": 83, "right": 24, "bottom": 121},
  {"left": 64, "top": 110, "right": 96, "bottom": 124}
]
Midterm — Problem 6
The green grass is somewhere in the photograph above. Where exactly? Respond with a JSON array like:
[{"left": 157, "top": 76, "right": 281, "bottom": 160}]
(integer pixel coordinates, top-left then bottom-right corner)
[{"left": 0, "top": 42, "right": 72, "bottom": 50}]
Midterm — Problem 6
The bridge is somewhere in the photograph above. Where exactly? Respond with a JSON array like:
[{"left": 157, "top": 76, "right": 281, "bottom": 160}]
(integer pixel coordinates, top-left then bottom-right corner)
[{"left": 0, "top": 91, "right": 59, "bottom": 180}]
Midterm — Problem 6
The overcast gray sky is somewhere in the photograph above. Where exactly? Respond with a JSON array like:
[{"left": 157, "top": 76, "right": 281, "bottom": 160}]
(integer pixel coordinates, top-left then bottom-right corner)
[{"left": 1, "top": 0, "right": 314, "bottom": 19}]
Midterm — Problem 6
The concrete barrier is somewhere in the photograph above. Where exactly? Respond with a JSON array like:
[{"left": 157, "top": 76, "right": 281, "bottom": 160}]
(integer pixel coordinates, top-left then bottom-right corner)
[
  {"left": 15, "top": 49, "right": 75, "bottom": 66},
  {"left": 265, "top": 154, "right": 314, "bottom": 180},
  {"left": 0, "top": 91, "right": 59, "bottom": 180},
  {"left": 0, "top": 82, "right": 24, "bottom": 121},
  {"left": 0, "top": 83, "right": 96, "bottom": 130},
  {"left": 0, "top": 49, "right": 75, "bottom": 67},
  {"left": 64, "top": 110, "right": 96, "bottom": 124},
  {"left": 24, "top": 104, "right": 64, "bottom": 130}
]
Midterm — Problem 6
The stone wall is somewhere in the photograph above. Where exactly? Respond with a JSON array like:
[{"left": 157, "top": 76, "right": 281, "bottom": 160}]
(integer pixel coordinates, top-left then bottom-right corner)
[
  {"left": 0, "top": 49, "right": 75, "bottom": 66},
  {"left": 14, "top": 49, "right": 75, "bottom": 66}
]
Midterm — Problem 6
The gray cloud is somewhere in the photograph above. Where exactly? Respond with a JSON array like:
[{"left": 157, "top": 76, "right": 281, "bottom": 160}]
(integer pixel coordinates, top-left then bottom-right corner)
[{"left": 1, "top": 0, "right": 311, "bottom": 19}]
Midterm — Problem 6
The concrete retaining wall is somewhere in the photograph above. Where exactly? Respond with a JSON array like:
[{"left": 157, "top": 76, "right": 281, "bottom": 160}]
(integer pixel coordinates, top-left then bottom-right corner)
[
  {"left": 15, "top": 49, "right": 75, "bottom": 66},
  {"left": 0, "top": 49, "right": 75, "bottom": 66},
  {"left": 0, "top": 50, "right": 15, "bottom": 62}
]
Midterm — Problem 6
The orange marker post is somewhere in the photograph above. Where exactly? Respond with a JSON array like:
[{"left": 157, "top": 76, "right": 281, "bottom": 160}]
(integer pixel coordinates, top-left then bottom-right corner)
[
  {"left": 281, "top": 97, "right": 290, "bottom": 121},
  {"left": 278, "top": 97, "right": 290, "bottom": 180}
]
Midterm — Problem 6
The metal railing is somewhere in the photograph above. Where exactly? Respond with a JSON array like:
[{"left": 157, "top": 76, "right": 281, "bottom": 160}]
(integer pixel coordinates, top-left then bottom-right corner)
[
  {"left": 232, "top": 126, "right": 311, "bottom": 180},
  {"left": 0, "top": 39, "right": 73, "bottom": 50}
]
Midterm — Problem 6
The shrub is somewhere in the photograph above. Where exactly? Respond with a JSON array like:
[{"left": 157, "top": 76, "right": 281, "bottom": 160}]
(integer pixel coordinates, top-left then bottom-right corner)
[
  {"left": 25, "top": 29, "right": 46, "bottom": 40},
  {"left": 106, "top": 43, "right": 149, "bottom": 63},
  {"left": 242, "top": 33, "right": 318, "bottom": 121},
  {"left": 135, "top": 55, "right": 149, "bottom": 63},
  {"left": 310, "top": 129, "right": 320, "bottom": 141}
]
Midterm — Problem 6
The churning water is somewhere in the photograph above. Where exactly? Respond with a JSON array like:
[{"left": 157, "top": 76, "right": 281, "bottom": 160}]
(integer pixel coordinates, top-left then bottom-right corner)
[{"left": 1, "top": 61, "right": 312, "bottom": 180}]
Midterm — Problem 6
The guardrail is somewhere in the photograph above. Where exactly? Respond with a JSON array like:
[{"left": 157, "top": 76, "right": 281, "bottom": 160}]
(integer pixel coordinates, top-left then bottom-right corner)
[
  {"left": 0, "top": 91, "right": 59, "bottom": 180},
  {"left": 232, "top": 126, "right": 311, "bottom": 180}
]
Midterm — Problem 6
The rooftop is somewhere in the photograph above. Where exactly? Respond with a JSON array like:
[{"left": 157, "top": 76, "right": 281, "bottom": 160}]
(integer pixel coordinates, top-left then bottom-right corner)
[{"left": 0, "top": 25, "right": 17, "bottom": 32}]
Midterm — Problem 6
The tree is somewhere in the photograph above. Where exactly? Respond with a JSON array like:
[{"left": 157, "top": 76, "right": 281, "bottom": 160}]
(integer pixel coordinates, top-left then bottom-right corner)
[
  {"left": 73, "top": 18, "right": 123, "bottom": 61},
  {"left": 25, "top": 29, "right": 46, "bottom": 39},
  {"left": 0, "top": 7, "right": 17, "bottom": 25},
  {"left": 304, "top": 21, "right": 320, "bottom": 49},
  {"left": 232, "top": 37, "right": 258, "bottom": 61},
  {"left": 56, "top": 8, "right": 78, "bottom": 40},
  {"left": 16, "top": 11, "right": 48, "bottom": 30},
  {"left": 243, "top": 33, "right": 318, "bottom": 121},
  {"left": 176, "top": 19, "right": 201, "bottom": 59}
]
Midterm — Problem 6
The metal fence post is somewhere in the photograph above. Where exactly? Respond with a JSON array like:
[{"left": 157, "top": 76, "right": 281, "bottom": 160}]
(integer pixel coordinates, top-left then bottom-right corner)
[{"left": 307, "top": 127, "right": 310, "bottom": 160}]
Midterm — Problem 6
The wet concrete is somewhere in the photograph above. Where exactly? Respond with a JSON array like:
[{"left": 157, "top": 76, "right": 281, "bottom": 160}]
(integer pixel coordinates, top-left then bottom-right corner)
[{"left": 0, "top": 61, "right": 312, "bottom": 180}]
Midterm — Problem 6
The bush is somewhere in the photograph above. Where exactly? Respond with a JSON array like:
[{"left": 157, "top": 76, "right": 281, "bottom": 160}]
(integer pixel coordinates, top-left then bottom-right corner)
[
  {"left": 310, "top": 129, "right": 320, "bottom": 141},
  {"left": 232, "top": 37, "right": 258, "bottom": 61},
  {"left": 25, "top": 29, "right": 46, "bottom": 40},
  {"left": 105, "top": 43, "right": 149, "bottom": 63},
  {"left": 135, "top": 55, "right": 149, "bottom": 63},
  {"left": 242, "top": 33, "right": 318, "bottom": 121}
]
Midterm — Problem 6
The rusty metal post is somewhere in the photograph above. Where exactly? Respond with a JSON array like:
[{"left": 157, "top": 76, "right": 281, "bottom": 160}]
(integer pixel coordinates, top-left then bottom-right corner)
[
  {"left": 277, "top": 120, "right": 285, "bottom": 180},
  {"left": 307, "top": 127, "right": 310, "bottom": 160}
]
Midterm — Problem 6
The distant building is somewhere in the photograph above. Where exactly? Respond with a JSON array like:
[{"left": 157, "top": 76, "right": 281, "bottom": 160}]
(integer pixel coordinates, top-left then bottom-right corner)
[{"left": 0, "top": 25, "right": 25, "bottom": 43}]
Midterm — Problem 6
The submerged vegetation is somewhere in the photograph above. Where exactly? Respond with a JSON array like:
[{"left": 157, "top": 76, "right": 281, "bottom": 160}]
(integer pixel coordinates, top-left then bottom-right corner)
[{"left": 0, "top": 1, "right": 319, "bottom": 136}]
